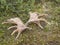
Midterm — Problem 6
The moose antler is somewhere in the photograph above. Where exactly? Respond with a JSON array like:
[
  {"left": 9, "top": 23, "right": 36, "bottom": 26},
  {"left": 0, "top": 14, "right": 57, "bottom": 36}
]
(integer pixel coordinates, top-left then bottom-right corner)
[
  {"left": 2, "top": 17, "right": 32, "bottom": 39},
  {"left": 25, "top": 12, "right": 50, "bottom": 29}
]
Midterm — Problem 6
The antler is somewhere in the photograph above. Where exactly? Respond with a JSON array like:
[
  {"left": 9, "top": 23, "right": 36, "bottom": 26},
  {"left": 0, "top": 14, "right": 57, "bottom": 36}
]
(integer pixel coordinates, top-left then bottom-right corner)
[
  {"left": 2, "top": 17, "right": 32, "bottom": 39},
  {"left": 2, "top": 12, "right": 50, "bottom": 39},
  {"left": 26, "top": 12, "right": 50, "bottom": 29}
]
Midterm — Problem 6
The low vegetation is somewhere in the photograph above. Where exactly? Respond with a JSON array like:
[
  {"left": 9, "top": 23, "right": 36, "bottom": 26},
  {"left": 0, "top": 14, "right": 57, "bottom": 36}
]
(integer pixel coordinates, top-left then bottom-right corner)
[{"left": 0, "top": 0, "right": 60, "bottom": 45}]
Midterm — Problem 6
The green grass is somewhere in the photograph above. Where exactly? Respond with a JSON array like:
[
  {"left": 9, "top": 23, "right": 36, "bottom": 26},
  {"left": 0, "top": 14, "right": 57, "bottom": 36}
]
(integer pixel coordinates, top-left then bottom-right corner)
[{"left": 0, "top": 0, "right": 60, "bottom": 45}]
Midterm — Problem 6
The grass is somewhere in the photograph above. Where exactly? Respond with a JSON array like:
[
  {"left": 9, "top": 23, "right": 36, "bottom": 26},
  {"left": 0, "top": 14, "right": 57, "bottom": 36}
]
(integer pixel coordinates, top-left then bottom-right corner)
[{"left": 0, "top": 0, "right": 60, "bottom": 45}]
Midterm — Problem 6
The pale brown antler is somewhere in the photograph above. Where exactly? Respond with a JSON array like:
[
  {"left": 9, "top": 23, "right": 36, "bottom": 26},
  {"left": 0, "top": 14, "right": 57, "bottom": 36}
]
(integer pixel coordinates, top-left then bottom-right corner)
[
  {"left": 2, "top": 17, "right": 32, "bottom": 39},
  {"left": 25, "top": 12, "right": 50, "bottom": 29}
]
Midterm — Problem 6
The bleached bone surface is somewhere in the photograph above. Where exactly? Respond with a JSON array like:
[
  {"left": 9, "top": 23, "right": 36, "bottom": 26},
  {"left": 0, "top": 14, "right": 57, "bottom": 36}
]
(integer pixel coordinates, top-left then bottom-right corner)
[
  {"left": 2, "top": 17, "right": 32, "bottom": 39},
  {"left": 26, "top": 12, "right": 50, "bottom": 29}
]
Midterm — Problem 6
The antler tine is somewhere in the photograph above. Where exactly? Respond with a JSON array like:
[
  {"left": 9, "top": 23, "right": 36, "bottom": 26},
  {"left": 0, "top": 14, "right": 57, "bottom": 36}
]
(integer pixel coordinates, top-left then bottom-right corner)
[{"left": 8, "top": 26, "right": 17, "bottom": 30}]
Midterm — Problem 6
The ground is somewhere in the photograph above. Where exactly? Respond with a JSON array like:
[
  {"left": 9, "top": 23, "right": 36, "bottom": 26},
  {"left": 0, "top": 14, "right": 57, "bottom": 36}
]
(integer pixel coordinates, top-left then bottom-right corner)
[{"left": 0, "top": 0, "right": 60, "bottom": 45}]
